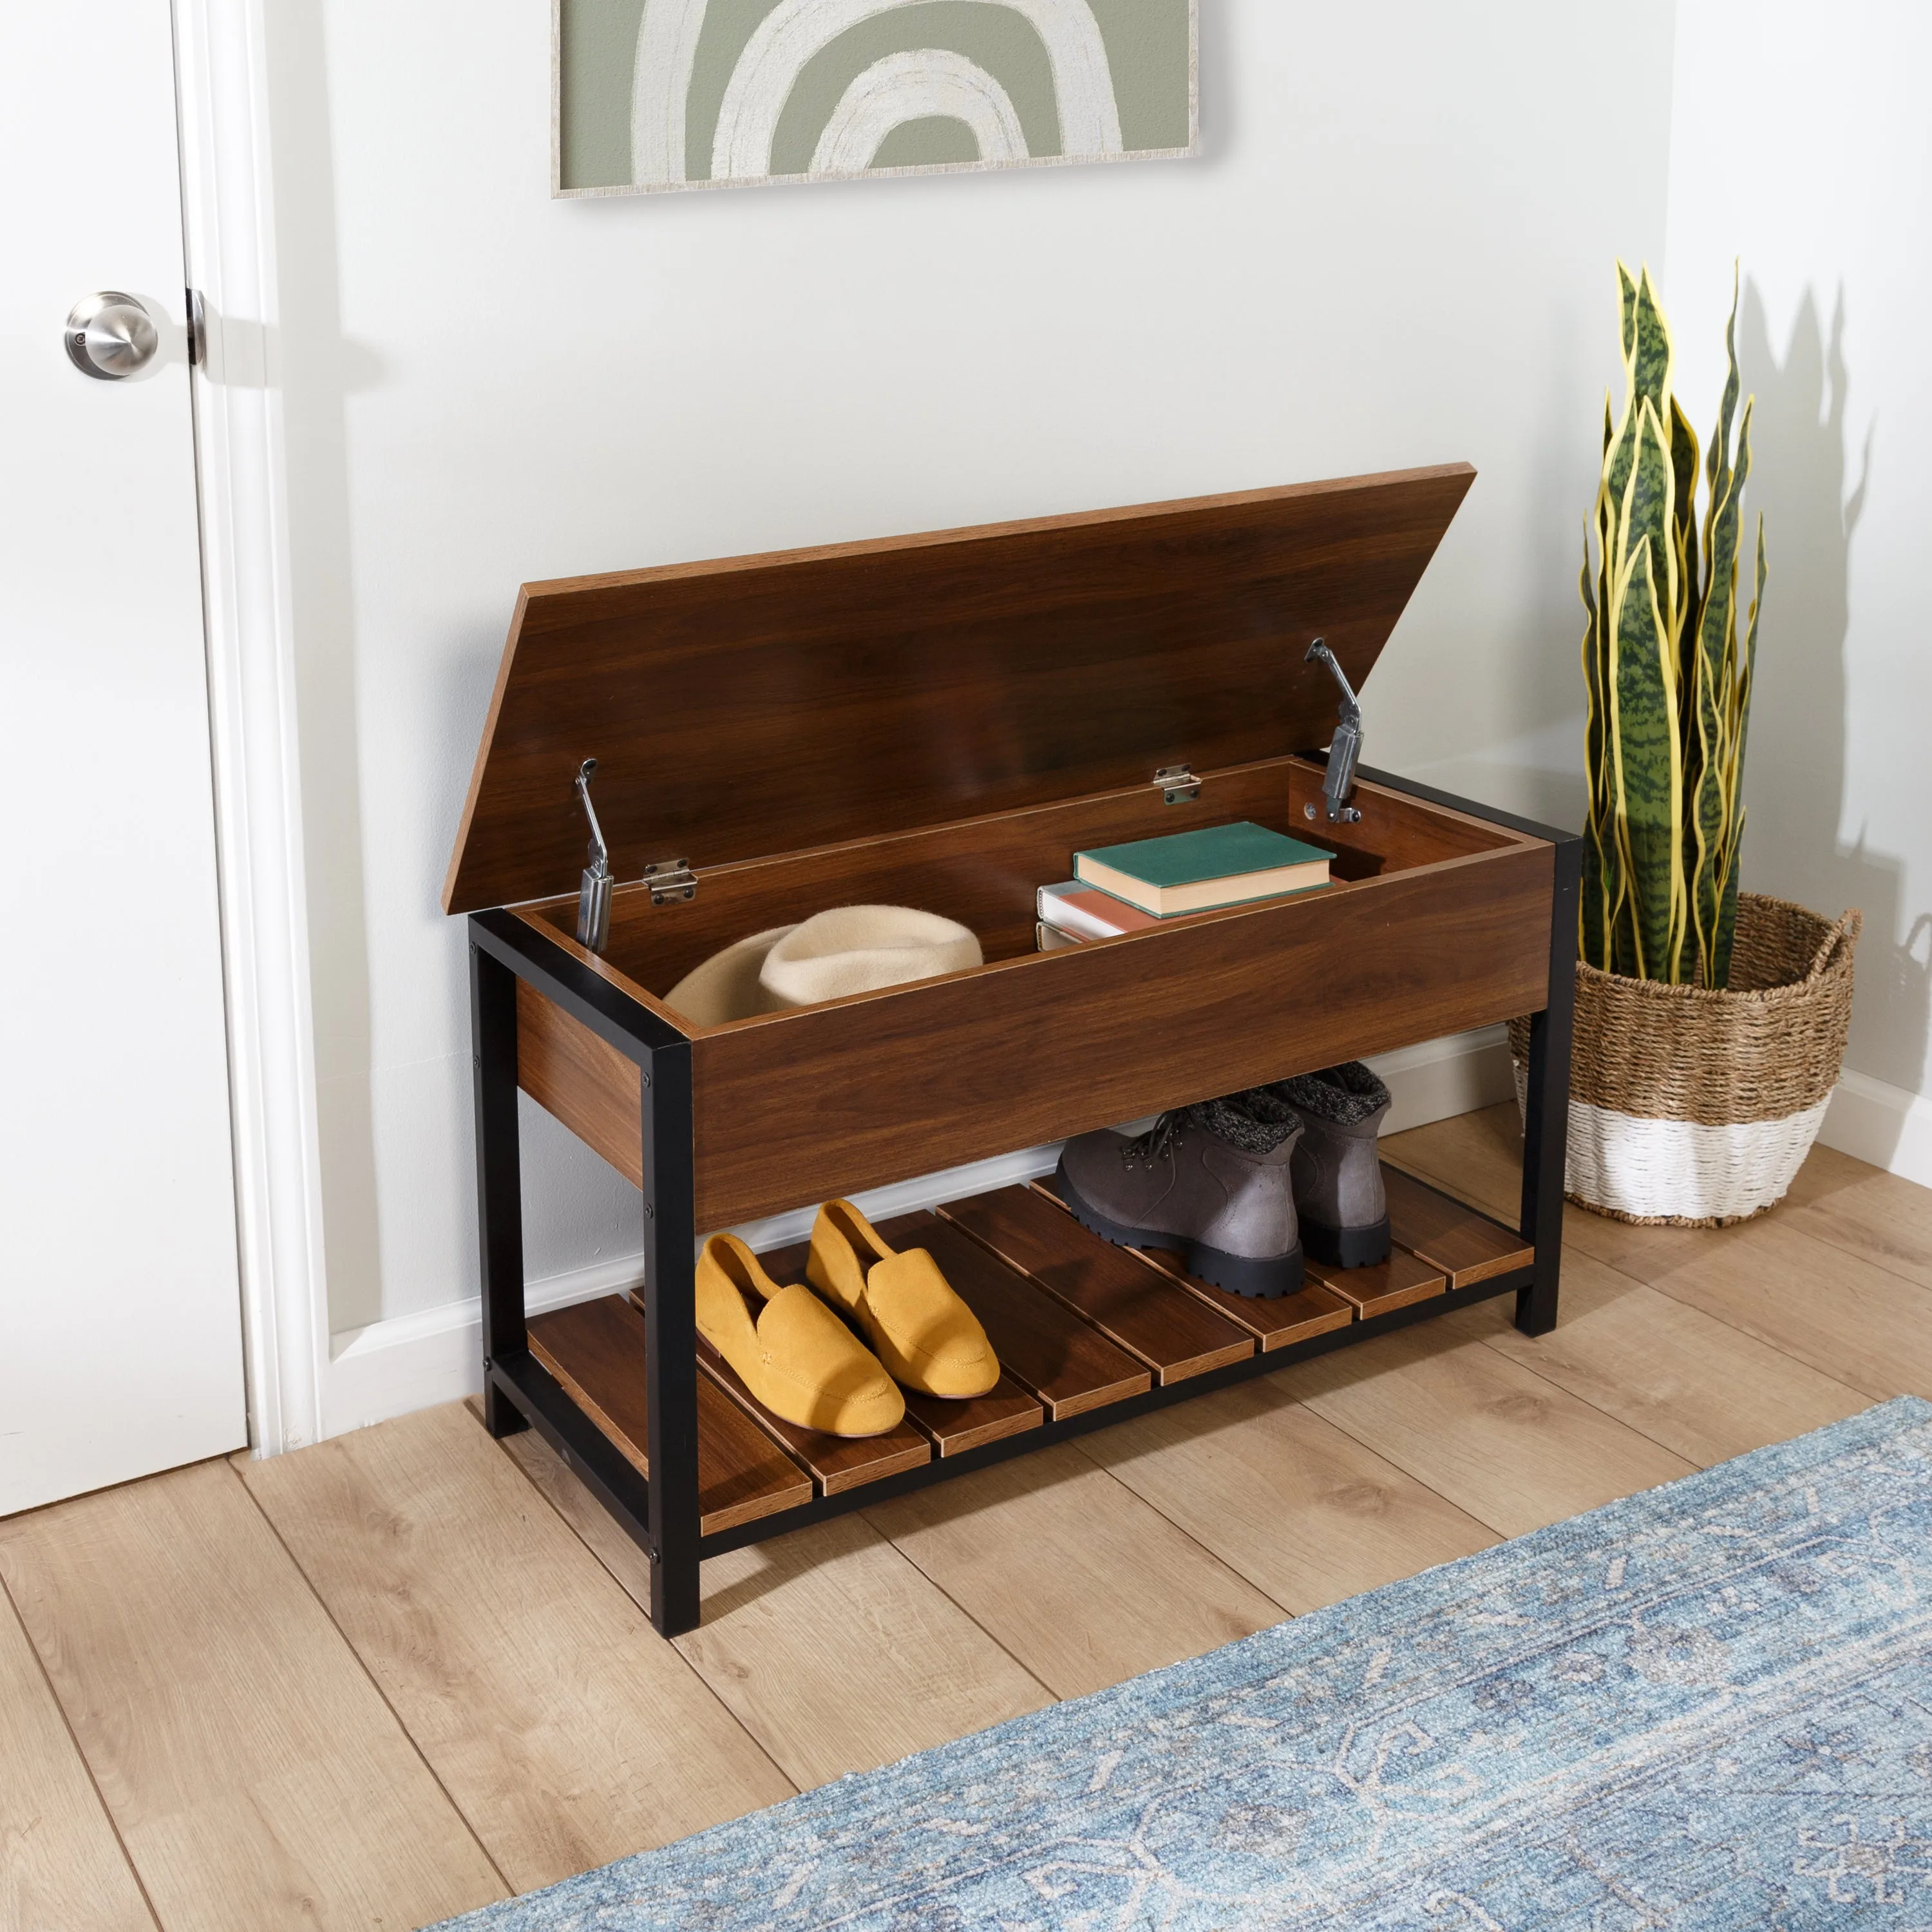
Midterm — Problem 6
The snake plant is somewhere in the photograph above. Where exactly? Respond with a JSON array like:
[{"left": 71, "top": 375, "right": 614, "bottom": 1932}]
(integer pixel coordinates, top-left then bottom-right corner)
[{"left": 1580, "top": 263, "right": 1766, "bottom": 989}]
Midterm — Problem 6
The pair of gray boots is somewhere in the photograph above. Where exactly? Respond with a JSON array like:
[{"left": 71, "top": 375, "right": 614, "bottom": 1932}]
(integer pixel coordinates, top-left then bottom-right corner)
[{"left": 1054, "top": 1063, "right": 1392, "bottom": 1298}]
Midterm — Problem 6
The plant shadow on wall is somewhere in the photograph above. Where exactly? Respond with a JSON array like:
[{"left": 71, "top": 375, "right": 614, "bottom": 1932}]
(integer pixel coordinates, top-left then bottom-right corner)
[{"left": 1738, "top": 279, "right": 1929, "bottom": 1117}]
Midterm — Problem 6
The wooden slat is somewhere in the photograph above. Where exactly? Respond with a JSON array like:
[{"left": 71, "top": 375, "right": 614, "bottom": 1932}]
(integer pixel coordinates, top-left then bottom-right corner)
[
  {"left": 242, "top": 1404, "right": 791, "bottom": 1893},
  {"left": 515, "top": 978, "right": 643, "bottom": 1188},
  {"left": 872, "top": 1211, "right": 1151, "bottom": 1419},
  {"left": 0, "top": 1460, "right": 504, "bottom": 1932},
  {"left": 939, "top": 1185, "right": 1253, "bottom": 1382},
  {"left": 494, "top": 1423, "right": 1050, "bottom": 1789},
  {"left": 1306, "top": 1242, "right": 1446, "bottom": 1317},
  {"left": 1085, "top": 1378, "right": 1501, "bottom": 1613},
  {"left": 1381, "top": 1162, "right": 1531, "bottom": 1286},
  {"left": 0, "top": 1582, "right": 156, "bottom": 1932},
  {"left": 900, "top": 1374, "right": 1044, "bottom": 1456},
  {"left": 673, "top": 1318, "right": 932, "bottom": 1495},
  {"left": 1130, "top": 1244, "right": 1358, "bottom": 1347},
  {"left": 527, "top": 1296, "right": 811, "bottom": 1533},
  {"left": 866, "top": 1443, "right": 1285, "bottom": 1698},
  {"left": 1028, "top": 1173, "right": 1356, "bottom": 1347},
  {"left": 694, "top": 1348, "right": 932, "bottom": 1495}
]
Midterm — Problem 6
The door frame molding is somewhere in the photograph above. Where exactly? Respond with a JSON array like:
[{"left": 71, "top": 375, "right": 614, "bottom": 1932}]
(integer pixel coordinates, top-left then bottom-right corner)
[{"left": 173, "top": 0, "right": 331, "bottom": 1454}]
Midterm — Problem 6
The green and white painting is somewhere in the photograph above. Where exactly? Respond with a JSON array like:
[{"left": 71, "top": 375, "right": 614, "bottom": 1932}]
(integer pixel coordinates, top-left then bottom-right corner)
[{"left": 556, "top": 0, "right": 1197, "bottom": 195}]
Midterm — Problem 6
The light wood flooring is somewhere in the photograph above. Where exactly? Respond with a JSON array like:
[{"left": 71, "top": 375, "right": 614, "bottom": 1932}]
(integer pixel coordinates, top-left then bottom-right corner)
[{"left": 5, "top": 1104, "right": 1930, "bottom": 1929}]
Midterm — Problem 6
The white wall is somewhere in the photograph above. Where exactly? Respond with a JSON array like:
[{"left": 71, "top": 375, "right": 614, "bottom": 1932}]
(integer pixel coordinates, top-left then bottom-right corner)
[
  {"left": 1665, "top": 0, "right": 1932, "bottom": 1168},
  {"left": 264, "top": 0, "right": 1678, "bottom": 1349}
]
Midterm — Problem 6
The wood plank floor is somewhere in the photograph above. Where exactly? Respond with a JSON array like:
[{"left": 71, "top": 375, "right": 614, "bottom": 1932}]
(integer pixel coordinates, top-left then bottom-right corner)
[{"left": 5, "top": 1102, "right": 1929, "bottom": 1929}]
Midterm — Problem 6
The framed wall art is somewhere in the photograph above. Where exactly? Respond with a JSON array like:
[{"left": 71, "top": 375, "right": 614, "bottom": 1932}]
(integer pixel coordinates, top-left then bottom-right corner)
[{"left": 555, "top": 0, "right": 1199, "bottom": 197}]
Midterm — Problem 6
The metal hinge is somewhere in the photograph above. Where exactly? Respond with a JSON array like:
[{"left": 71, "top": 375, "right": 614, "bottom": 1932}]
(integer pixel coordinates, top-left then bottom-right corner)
[
  {"left": 645, "top": 858, "right": 697, "bottom": 905},
  {"left": 1153, "top": 764, "right": 1200, "bottom": 805},
  {"left": 1305, "top": 638, "right": 1365, "bottom": 822}
]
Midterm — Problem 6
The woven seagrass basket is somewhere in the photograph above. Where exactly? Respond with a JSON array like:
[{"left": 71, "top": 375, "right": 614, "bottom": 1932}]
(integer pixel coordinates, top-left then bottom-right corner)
[{"left": 1510, "top": 893, "right": 1860, "bottom": 1227}]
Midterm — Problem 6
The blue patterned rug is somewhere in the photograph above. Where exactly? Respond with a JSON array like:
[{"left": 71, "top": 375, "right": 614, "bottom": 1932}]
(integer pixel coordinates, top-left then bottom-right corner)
[{"left": 435, "top": 1397, "right": 1932, "bottom": 1929}]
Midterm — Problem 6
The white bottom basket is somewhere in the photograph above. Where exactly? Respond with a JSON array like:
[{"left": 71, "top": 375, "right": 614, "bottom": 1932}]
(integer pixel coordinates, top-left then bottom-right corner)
[{"left": 1512, "top": 1061, "right": 1833, "bottom": 1225}]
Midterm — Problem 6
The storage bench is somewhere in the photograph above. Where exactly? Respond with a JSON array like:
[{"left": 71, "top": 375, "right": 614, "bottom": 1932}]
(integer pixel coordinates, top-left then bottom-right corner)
[{"left": 446, "top": 467, "right": 1578, "bottom": 1636}]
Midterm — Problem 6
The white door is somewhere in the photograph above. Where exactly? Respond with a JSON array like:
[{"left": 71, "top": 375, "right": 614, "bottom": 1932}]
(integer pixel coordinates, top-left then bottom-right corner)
[{"left": 0, "top": 2, "right": 247, "bottom": 1511}]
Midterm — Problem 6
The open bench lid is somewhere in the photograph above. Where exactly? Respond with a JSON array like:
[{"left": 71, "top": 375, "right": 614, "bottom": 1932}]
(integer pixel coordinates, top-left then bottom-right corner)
[{"left": 442, "top": 463, "right": 1475, "bottom": 913}]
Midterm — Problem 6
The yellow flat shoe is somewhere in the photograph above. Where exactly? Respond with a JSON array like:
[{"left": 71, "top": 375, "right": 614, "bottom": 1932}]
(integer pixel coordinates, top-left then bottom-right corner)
[
  {"left": 695, "top": 1234, "right": 905, "bottom": 1438},
  {"left": 806, "top": 1200, "right": 1000, "bottom": 1400}
]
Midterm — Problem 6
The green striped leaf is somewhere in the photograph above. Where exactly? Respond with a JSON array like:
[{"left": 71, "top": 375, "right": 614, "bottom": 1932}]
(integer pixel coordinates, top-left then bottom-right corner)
[
  {"left": 1710, "top": 516, "right": 1767, "bottom": 988},
  {"left": 1604, "top": 382, "right": 1642, "bottom": 515},
  {"left": 1617, "top": 397, "right": 1678, "bottom": 642},
  {"left": 1698, "top": 297, "right": 1750, "bottom": 709},
  {"left": 1712, "top": 806, "right": 1745, "bottom": 990},
  {"left": 1687, "top": 617, "right": 1730, "bottom": 987},
  {"left": 1669, "top": 395, "right": 1701, "bottom": 669},
  {"left": 1689, "top": 392, "right": 1753, "bottom": 984},
  {"left": 1630, "top": 267, "right": 1673, "bottom": 423},
  {"left": 1701, "top": 263, "right": 1743, "bottom": 562},
  {"left": 1603, "top": 268, "right": 1649, "bottom": 514},
  {"left": 1609, "top": 535, "right": 1684, "bottom": 981},
  {"left": 1579, "top": 534, "right": 1612, "bottom": 968}
]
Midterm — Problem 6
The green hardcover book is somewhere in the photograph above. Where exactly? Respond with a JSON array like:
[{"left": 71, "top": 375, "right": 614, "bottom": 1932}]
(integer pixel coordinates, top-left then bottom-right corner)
[{"left": 1074, "top": 820, "right": 1332, "bottom": 917}]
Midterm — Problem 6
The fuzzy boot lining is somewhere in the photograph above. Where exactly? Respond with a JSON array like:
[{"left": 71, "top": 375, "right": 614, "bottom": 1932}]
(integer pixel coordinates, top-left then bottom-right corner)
[
  {"left": 1186, "top": 1097, "right": 1299, "bottom": 1155},
  {"left": 1260, "top": 1061, "right": 1391, "bottom": 1129}
]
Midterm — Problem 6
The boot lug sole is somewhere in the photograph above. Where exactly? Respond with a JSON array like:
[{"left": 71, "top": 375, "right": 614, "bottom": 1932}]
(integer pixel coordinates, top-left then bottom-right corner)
[
  {"left": 1052, "top": 1160, "right": 1305, "bottom": 1299},
  {"left": 1300, "top": 1215, "right": 1393, "bottom": 1269}
]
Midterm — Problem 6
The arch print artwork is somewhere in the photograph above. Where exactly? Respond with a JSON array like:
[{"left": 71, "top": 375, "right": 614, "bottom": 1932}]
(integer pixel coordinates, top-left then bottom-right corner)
[{"left": 555, "top": 0, "right": 1197, "bottom": 195}]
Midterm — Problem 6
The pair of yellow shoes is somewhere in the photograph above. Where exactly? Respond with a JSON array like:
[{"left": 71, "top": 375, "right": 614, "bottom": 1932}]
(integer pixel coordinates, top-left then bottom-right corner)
[{"left": 697, "top": 1201, "right": 999, "bottom": 1437}]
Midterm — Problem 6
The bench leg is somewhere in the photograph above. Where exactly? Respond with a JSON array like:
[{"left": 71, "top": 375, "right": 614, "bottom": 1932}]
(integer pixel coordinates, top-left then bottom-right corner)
[
  {"left": 641, "top": 1041, "right": 701, "bottom": 1637},
  {"left": 471, "top": 943, "right": 529, "bottom": 1435},
  {"left": 1517, "top": 837, "right": 1580, "bottom": 1337}
]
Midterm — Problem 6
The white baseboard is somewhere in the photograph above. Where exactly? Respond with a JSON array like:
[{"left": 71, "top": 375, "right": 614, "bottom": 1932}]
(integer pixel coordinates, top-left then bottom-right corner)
[
  {"left": 325, "top": 1251, "right": 649, "bottom": 1436},
  {"left": 316, "top": 1026, "right": 1515, "bottom": 1440},
  {"left": 1367, "top": 1024, "right": 1513, "bottom": 1133},
  {"left": 1820, "top": 1068, "right": 1932, "bottom": 1190}
]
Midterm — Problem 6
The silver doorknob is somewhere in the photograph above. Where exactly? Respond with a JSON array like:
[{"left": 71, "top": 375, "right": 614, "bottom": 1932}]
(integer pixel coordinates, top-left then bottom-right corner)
[{"left": 64, "top": 292, "right": 160, "bottom": 381}]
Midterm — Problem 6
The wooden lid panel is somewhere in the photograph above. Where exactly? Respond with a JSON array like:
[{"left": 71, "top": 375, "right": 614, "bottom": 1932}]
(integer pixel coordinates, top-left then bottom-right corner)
[{"left": 444, "top": 464, "right": 1475, "bottom": 913}]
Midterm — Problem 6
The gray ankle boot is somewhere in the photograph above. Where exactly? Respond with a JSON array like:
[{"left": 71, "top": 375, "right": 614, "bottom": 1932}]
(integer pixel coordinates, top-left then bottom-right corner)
[
  {"left": 1054, "top": 1099, "right": 1304, "bottom": 1298},
  {"left": 1251, "top": 1063, "right": 1392, "bottom": 1269}
]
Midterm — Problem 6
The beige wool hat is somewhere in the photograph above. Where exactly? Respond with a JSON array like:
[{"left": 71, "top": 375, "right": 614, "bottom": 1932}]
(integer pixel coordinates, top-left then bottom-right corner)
[{"left": 664, "top": 905, "right": 981, "bottom": 1026}]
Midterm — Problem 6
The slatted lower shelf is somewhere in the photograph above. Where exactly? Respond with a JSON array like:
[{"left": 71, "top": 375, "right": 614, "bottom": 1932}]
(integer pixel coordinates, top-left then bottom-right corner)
[
  {"left": 940, "top": 1188, "right": 1254, "bottom": 1383},
  {"left": 526, "top": 1297, "right": 811, "bottom": 1535},
  {"left": 1378, "top": 1166, "right": 1533, "bottom": 1286},
  {"left": 521, "top": 1164, "right": 1534, "bottom": 1526}
]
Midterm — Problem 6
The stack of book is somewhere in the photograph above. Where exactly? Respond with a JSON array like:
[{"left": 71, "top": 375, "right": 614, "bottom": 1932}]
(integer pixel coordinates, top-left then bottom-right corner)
[{"left": 1036, "top": 820, "right": 1332, "bottom": 951}]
